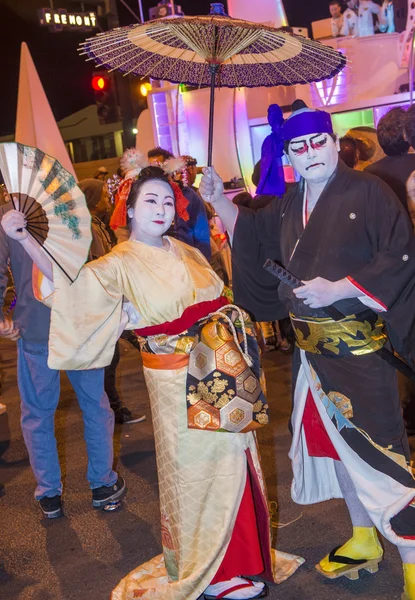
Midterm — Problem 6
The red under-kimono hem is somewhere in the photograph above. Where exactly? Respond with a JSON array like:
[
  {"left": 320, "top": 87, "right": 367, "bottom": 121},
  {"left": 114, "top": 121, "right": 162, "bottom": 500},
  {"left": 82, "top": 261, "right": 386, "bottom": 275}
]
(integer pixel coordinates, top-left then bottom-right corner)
[
  {"left": 211, "top": 452, "right": 270, "bottom": 584},
  {"left": 302, "top": 389, "right": 340, "bottom": 460}
]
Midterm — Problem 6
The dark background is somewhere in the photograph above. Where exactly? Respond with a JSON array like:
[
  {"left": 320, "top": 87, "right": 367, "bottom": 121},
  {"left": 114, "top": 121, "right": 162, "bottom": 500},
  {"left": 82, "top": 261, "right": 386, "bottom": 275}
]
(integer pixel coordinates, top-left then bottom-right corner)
[{"left": 0, "top": 1, "right": 339, "bottom": 136}]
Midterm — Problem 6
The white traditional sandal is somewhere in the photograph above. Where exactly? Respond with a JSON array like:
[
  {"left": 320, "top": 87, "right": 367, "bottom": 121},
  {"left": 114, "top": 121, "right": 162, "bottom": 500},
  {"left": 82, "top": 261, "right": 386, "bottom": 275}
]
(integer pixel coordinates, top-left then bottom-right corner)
[
  {"left": 204, "top": 578, "right": 268, "bottom": 600},
  {"left": 315, "top": 545, "right": 383, "bottom": 581}
]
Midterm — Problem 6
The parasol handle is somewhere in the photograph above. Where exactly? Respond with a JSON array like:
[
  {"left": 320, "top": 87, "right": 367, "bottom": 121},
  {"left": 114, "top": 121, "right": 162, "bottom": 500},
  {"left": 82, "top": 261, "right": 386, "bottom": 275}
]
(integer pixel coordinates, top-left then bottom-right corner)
[
  {"left": 207, "top": 9, "right": 221, "bottom": 167},
  {"left": 208, "top": 63, "right": 219, "bottom": 167}
]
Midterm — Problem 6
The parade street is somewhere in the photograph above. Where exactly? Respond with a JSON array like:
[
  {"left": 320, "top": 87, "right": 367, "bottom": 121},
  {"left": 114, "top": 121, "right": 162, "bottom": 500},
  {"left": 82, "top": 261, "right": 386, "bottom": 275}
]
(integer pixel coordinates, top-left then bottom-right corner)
[{"left": 0, "top": 336, "right": 412, "bottom": 600}]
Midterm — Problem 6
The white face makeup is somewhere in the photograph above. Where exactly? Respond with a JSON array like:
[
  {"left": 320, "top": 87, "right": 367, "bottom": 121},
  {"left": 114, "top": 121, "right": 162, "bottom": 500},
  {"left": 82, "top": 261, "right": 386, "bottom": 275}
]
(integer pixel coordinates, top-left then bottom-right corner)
[
  {"left": 287, "top": 133, "right": 340, "bottom": 184},
  {"left": 128, "top": 179, "right": 175, "bottom": 246}
]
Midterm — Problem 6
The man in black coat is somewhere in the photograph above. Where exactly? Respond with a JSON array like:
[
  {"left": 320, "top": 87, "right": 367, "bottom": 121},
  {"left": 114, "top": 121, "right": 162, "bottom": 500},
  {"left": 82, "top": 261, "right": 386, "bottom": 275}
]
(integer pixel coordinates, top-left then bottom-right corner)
[{"left": 365, "top": 107, "right": 415, "bottom": 210}]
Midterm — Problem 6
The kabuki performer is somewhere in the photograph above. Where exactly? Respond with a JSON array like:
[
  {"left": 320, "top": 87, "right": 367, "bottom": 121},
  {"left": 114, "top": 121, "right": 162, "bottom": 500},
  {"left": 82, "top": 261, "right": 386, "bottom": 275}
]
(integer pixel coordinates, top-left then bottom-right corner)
[
  {"left": 1, "top": 151, "right": 303, "bottom": 600},
  {"left": 199, "top": 102, "right": 415, "bottom": 599}
]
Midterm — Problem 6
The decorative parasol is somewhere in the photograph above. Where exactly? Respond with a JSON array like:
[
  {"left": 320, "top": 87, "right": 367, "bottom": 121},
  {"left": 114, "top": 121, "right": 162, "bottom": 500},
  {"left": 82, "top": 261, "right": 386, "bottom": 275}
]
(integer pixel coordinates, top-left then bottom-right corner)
[
  {"left": 0, "top": 142, "right": 92, "bottom": 283},
  {"left": 80, "top": 3, "right": 346, "bottom": 165}
]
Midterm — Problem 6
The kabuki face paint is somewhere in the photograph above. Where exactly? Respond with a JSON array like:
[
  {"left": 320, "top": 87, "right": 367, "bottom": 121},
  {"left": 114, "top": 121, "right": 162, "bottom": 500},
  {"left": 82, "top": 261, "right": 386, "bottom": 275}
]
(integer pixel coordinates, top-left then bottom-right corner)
[
  {"left": 128, "top": 179, "right": 175, "bottom": 245},
  {"left": 287, "top": 133, "right": 340, "bottom": 184}
]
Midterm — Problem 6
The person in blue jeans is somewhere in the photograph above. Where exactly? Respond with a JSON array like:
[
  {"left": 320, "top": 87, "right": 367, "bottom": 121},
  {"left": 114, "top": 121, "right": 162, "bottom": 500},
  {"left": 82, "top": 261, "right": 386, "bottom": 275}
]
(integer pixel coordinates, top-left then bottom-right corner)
[{"left": 0, "top": 201, "right": 125, "bottom": 518}]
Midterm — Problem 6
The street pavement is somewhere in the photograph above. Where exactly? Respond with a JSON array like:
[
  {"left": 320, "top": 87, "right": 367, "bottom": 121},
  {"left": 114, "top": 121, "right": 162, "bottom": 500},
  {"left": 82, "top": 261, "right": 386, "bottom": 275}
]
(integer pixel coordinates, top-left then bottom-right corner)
[{"left": 0, "top": 336, "right": 413, "bottom": 600}]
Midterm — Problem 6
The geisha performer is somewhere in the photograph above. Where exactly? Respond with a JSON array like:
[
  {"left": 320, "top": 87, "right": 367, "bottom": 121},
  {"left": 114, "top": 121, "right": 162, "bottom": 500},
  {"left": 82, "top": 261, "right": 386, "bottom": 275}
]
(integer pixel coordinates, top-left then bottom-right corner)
[
  {"left": 199, "top": 104, "right": 415, "bottom": 599},
  {"left": 1, "top": 151, "right": 303, "bottom": 600}
]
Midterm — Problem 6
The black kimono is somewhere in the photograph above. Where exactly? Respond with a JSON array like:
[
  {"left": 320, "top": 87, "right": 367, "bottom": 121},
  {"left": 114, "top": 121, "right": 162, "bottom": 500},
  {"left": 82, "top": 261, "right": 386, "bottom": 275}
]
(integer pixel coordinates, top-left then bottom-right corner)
[{"left": 233, "top": 159, "right": 415, "bottom": 545}]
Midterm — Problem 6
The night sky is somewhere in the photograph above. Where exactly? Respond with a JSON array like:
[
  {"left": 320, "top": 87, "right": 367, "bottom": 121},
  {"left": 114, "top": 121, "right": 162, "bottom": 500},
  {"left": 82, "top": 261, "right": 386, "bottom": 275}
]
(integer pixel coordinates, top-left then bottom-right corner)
[{"left": 0, "top": 0, "right": 331, "bottom": 136}]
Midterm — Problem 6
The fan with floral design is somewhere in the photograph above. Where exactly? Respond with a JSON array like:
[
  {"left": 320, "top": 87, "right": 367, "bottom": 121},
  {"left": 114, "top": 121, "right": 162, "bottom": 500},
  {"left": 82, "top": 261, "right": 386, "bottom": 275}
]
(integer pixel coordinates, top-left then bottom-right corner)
[{"left": 0, "top": 142, "right": 91, "bottom": 282}]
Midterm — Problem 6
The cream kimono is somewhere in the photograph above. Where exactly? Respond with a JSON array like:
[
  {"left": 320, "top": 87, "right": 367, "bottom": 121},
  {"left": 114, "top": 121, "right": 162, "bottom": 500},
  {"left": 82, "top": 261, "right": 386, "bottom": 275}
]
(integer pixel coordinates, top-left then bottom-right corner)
[{"left": 36, "top": 238, "right": 303, "bottom": 600}]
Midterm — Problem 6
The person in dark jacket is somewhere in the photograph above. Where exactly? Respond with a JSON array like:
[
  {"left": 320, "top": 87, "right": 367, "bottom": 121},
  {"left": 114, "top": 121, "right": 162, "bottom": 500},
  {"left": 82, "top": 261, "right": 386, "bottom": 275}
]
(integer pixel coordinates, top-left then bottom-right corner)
[
  {"left": 364, "top": 107, "right": 415, "bottom": 210},
  {"left": 405, "top": 104, "right": 415, "bottom": 152},
  {"left": 365, "top": 109, "right": 415, "bottom": 436}
]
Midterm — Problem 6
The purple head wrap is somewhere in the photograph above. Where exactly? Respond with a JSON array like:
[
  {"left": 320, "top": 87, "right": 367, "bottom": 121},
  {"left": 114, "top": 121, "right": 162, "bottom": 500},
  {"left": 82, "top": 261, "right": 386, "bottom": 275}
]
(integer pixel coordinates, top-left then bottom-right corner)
[
  {"left": 282, "top": 108, "right": 333, "bottom": 141},
  {"left": 256, "top": 104, "right": 286, "bottom": 197}
]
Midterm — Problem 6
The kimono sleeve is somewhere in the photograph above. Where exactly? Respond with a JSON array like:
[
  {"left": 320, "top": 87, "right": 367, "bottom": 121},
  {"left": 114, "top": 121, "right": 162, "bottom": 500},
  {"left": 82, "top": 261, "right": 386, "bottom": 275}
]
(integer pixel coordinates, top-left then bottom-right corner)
[
  {"left": 232, "top": 197, "right": 287, "bottom": 322},
  {"left": 47, "top": 253, "right": 124, "bottom": 371},
  {"left": 348, "top": 179, "right": 415, "bottom": 311}
]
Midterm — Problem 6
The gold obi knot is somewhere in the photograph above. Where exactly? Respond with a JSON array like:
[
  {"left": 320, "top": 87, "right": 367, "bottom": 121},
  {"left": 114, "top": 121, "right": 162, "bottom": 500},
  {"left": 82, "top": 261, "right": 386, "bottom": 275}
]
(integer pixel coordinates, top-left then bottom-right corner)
[{"left": 290, "top": 312, "right": 387, "bottom": 357}]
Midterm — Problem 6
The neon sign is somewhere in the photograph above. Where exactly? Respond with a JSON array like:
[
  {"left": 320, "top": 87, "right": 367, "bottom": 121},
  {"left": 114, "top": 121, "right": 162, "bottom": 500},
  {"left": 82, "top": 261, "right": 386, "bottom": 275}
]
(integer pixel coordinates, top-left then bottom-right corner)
[{"left": 38, "top": 9, "right": 98, "bottom": 32}]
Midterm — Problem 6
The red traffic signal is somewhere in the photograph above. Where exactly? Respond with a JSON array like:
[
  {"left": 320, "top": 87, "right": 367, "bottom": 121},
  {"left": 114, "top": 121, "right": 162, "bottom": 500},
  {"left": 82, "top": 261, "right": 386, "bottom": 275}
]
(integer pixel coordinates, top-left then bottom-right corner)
[
  {"left": 92, "top": 75, "right": 107, "bottom": 91},
  {"left": 91, "top": 71, "right": 119, "bottom": 125}
]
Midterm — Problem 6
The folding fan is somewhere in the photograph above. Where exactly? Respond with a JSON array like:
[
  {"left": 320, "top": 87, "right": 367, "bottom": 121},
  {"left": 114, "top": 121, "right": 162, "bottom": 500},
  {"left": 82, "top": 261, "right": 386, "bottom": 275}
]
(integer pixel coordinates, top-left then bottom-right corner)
[{"left": 0, "top": 143, "right": 91, "bottom": 282}]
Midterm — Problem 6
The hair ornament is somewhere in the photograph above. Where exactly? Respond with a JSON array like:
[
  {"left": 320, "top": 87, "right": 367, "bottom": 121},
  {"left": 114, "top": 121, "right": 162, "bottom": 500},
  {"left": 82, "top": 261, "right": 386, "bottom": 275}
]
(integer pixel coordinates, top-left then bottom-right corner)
[
  {"left": 163, "top": 157, "right": 186, "bottom": 175},
  {"left": 106, "top": 174, "right": 121, "bottom": 204},
  {"left": 170, "top": 181, "right": 190, "bottom": 223},
  {"left": 109, "top": 149, "right": 190, "bottom": 231},
  {"left": 110, "top": 178, "right": 134, "bottom": 230},
  {"left": 120, "top": 148, "right": 149, "bottom": 178}
]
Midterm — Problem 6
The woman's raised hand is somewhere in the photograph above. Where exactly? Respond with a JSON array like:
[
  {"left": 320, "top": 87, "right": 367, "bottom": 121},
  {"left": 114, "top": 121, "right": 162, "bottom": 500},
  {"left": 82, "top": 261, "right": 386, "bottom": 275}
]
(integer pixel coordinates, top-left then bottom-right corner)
[
  {"left": 1, "top": 203, "right": 28, "bottom": 242},
  {"left": 199, "top": 167, "right": 224, "bottom": 204},
  {"left": 1, "top": 200, "right": 53, "bottom": 281}
]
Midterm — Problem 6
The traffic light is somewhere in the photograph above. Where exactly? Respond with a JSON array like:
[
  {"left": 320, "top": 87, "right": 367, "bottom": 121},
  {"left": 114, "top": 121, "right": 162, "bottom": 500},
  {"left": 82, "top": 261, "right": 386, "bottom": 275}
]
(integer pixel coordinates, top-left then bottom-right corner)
[{"left": 91, "top": 71, "right": 119, "bottom": 125}]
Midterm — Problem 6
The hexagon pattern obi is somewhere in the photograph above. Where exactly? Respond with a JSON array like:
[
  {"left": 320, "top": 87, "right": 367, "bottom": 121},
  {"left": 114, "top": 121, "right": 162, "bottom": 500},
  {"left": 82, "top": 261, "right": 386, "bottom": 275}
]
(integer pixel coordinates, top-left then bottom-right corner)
[{"left": 186, "top": 311, "right": 269, "bottom": 433}]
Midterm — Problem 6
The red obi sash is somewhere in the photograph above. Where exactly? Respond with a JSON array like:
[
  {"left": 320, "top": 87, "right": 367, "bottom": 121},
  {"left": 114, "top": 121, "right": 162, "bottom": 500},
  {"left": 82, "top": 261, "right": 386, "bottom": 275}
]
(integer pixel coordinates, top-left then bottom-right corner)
[{"left": 134, "top": 296, "right": 229, "bottom": 337}]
